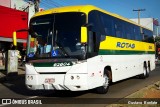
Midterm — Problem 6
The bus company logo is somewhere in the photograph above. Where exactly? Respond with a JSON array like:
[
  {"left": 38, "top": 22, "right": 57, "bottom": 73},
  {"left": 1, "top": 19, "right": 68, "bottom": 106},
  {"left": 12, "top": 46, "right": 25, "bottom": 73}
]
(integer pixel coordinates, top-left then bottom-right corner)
[
  {"left": 1, "top": 99, "right": 42, "bottom": 105},
  {"left": 149, "top": 46, "right": 152, "bottom": 49},
  {"left": 116, "top": 42, "right": 135, "bottom": 49},
  {"left": 2, "top": 99, "right": 11, "bottom": 105},
  {"left": 53, "top": 62, "right": 71, "bottom": 67}
]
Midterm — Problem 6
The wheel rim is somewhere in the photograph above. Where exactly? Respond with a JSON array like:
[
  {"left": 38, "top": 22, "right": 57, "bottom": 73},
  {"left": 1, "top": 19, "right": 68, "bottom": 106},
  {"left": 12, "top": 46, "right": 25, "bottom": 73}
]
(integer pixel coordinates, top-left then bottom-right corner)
[
  {"left": 103, "top": 75, "right": 109, "bottom": 89},
  {"left": 143, "top": 67, "right": 147, "bottom": 76}
]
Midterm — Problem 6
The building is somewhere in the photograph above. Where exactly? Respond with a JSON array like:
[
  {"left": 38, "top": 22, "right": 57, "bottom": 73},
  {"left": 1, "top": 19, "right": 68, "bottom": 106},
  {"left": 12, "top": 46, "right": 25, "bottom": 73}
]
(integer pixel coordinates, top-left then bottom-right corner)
[
  {"left": 0, "top": 0, "right": 35, "bottom": 48},
  {"left": 0, "top": 0, "right": 35, "bottom": 67},
  {"left": 0, "top": 0, "right": 35, "bottom": 23},
  {"left": 130, "top": 18, "right": 159, "bottom": 37}
]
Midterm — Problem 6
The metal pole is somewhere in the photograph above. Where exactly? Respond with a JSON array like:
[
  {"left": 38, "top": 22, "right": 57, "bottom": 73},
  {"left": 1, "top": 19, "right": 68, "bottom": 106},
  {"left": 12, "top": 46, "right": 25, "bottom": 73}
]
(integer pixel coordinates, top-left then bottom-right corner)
[
  {"left": 27, "top": 35, "right": 31, "bottom": 55},
  {"left": 138, "top": 10, "right": 140, "bottom": 25},
  {"left": 133, "top": 9, "right": 146, "bottom": 25},
  {"left": 133, "top": 9, "right": 146, "bottom": 35},
  {"left": 158, "top": 24, "right": 159, "bottom": 37}
]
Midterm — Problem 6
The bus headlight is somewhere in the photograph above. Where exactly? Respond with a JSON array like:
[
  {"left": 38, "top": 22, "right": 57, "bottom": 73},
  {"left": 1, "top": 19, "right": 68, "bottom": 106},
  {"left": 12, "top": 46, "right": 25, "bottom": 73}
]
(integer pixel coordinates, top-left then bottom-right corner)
[
  {"left": 71, "top": 76, "right": 74, "bottom": 80},
  {"left": 70, "top": 75, "right": 80, "bottom": 80},
  {"left": 27, "top": 76, "right": 33, "bottom": 80},
  {"left": 30, "top": 76, "right": 33, "bottom": 80}
]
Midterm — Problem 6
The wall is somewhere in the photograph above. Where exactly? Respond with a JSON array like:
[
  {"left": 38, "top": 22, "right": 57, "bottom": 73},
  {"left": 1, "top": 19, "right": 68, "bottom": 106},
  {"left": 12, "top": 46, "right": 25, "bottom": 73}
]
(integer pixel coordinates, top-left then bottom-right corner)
[
  {"left": 0, "top": 0, "right": 11, "bottom": 8},
  {"left": 130, "top": 18, "right": 153, "bottom": 31},
  {"left": 0, "top": 6, "right": 28, "bottom": 42}
]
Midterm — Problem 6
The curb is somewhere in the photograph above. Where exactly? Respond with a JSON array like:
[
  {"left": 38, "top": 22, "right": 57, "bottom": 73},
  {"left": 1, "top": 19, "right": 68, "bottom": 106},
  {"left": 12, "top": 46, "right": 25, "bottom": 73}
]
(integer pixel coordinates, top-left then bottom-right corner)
[
  {"left": 0, "top": 67, "right": 25, "bottom": 82},
  {"left": 0, "top": 73, "right": 25, "bottom": 83}
]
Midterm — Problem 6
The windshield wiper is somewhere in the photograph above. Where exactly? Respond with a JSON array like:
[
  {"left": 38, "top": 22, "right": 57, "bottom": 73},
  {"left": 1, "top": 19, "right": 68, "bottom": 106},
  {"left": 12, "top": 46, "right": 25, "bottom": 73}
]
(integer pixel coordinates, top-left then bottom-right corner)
[
  {"left": 55, "top": 41, "right": 69, "bottom": 57},
  {"left": 54, "top": 29, "right": 69, "bottom": 57}
]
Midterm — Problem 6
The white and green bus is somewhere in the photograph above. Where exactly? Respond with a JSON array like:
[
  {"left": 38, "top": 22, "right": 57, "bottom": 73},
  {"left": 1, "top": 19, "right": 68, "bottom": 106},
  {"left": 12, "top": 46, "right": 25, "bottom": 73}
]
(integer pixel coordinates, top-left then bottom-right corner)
[{"left": 25, "top": 5, "right": 155, "bottom": 94}]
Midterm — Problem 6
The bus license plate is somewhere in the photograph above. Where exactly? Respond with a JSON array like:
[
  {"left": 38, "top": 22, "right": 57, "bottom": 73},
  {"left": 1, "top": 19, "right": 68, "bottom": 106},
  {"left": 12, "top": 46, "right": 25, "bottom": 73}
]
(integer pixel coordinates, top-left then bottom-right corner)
[{"left": 45, "top": 78, "right": 55, "bottom": 84}]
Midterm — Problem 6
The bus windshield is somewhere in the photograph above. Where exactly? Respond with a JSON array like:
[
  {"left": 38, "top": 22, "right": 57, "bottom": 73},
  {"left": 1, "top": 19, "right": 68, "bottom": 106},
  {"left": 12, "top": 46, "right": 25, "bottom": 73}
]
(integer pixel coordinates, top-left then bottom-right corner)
[{"left": 28, "top": 12, "right": 86, "bottom": 60}]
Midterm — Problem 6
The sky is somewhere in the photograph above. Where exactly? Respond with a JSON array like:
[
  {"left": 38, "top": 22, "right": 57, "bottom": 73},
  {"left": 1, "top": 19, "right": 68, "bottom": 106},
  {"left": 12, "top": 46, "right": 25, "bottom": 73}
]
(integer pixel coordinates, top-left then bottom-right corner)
[{"left": 40, "top": 0, "right": 160, "bottom": 23}]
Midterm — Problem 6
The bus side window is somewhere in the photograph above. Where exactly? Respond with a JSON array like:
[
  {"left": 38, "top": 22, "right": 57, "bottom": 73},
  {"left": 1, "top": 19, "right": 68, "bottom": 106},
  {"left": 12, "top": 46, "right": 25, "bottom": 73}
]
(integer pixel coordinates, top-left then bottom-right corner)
[
  {"left": 99, "top": 12, "right": 115, "bottom": 36},
  {"left": 114, "top": 19, "right": 124, "bottom": 38},
  {"left": 142, "top": 28, "right": 154, "bottom": 43},
  {"left": 135, "top": 26, "right": 142, "bottom": 41}
]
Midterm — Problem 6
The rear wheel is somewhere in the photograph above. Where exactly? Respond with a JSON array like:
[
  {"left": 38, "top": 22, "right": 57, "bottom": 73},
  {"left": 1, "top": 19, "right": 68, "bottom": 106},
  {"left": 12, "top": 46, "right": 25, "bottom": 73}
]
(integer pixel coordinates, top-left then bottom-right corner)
[
  {"left": 138, "top": 63, "right": 149, "bottom": 79},
  {"left": 146, "top": 61, "right": 151, "bottom": 78}
]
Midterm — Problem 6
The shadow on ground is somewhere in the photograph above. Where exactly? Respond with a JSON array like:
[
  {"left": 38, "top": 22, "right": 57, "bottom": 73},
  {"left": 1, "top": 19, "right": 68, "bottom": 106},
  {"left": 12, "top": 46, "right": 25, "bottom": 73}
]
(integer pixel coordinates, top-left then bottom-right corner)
[
  {"left": 0, "top": 64, "right": 160, "bottom": 98},
  {"left": 0, "top": 73, "right": 93, "bottom": 98}
]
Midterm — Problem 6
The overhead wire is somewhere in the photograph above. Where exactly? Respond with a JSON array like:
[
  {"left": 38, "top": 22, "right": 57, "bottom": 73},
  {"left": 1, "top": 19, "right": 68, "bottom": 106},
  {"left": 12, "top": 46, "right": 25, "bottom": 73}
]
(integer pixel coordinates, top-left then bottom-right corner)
[
  {"left": 39, "top": 0, "right": 74, "bottom": 9},
  {"left": 50, "top": 0, "right": 64, "bottom": 7},
  {"left": 59, "top": 0, "right": 72, "bottom": 6},
  {"left": 41, "top": 2, "right": 53, "bottom": 9},
  {"left": 40, "top": 0, "right": 64, "bottom": 9}
]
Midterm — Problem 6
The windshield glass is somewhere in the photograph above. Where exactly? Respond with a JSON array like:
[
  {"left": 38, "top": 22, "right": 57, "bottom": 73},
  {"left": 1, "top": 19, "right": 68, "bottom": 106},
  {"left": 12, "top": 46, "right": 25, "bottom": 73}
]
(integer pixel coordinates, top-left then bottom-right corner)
[{"left": 28, "top": 12, "right": 86, "bottom": 60}]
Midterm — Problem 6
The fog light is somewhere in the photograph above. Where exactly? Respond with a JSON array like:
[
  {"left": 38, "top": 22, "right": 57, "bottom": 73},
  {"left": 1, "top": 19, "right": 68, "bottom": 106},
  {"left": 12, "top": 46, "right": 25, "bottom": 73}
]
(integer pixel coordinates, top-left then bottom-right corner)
[
  {"left": 30, "top": 76, "right": 33, "bottom": 80},
  {"left": 26, "top": 76, "right": 33, "bottom": 80},
  {"left": 26, "top": 76, "right": 29, "bottom": 80},
  {"left": 77, "top": 75, "right": 80, "bottom": 79}
]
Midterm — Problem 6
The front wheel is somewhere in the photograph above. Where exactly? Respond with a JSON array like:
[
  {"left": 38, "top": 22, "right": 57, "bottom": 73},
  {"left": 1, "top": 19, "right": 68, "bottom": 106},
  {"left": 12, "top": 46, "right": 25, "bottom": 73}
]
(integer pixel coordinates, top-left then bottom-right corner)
[{"left": 96, "top": 73, "right": 110, "bottom": 94}]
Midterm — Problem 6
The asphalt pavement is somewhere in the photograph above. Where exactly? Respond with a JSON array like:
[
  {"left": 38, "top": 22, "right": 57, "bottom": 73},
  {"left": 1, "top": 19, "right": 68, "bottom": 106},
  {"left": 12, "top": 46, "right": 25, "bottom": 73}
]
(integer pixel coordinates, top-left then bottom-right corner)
[{"left": 0, "top": 62, "right": 160, "bottom": 107}]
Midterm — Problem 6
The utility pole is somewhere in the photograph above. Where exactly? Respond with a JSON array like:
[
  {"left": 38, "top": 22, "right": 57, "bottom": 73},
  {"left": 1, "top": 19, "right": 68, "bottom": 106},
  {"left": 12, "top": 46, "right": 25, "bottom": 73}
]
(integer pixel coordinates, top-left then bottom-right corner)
[
  {"left": 133, "top": 9, "right": 146, "bottom": 25},
  {"left": 29, "top": 0, "right": 40, "bottom": 13},
  {"left": 133, "top": 9, "right": 146, "bottom": 36}
]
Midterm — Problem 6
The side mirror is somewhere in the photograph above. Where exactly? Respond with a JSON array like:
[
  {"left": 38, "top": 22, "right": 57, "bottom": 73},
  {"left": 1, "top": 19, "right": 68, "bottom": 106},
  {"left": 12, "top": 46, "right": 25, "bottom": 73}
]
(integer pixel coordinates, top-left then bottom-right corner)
[
  {"left": 81, "top": 27, "right": 87, "bottom": 43},
  {"left": 13, "top": 31, "right": 17, "bottom": 46}
]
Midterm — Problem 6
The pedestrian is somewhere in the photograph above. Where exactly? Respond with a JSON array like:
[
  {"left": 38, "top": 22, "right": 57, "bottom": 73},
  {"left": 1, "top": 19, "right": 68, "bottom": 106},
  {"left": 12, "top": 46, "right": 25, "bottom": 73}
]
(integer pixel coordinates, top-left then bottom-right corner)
[
  {"left": 1, "top": 48, "right": 5, "bottom": 66},
  {"left": 10, "top": 43, "right": 16, "bottom": 50},
  {"left": 20, "top": 47, "right": 26, "bottom": 66}
]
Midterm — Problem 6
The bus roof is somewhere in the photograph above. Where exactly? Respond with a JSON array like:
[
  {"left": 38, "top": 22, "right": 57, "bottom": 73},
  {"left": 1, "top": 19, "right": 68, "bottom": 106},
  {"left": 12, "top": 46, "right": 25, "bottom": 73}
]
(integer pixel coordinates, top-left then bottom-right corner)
[{"left": 33, "top": 5, "right": 152, "bottom": 31}]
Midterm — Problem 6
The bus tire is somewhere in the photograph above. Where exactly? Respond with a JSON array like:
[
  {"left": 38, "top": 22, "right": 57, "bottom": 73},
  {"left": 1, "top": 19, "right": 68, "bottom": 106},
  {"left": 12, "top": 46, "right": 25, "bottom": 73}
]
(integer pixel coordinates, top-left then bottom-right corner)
[
  {"left": 146, "top": 61, "right": 151, "bottom": 78},
  {"left": 96, "top": 69, "right": 110, "bottom": 94},
  {"left": 139, "top": 62, "right": 149, "bottom": 79}
]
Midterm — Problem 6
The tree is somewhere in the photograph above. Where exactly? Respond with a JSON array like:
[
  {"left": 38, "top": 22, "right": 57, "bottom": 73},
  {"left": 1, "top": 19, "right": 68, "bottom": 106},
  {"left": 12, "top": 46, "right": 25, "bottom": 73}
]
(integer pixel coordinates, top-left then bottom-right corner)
[
  {"left": 34, "top": 0, "right": 40, "bottom": 13},
  {"left": 155, "top": 36, "right": 160, "bottom": 47},
  {"left": 155, "top": 36, "right": 160, "bottom": 42},
  {"left": 155, "top": 36, "right": 160, "bottom": 58},
  {"left": 27, "top": 0, "right": 40, "bottom": 13}
]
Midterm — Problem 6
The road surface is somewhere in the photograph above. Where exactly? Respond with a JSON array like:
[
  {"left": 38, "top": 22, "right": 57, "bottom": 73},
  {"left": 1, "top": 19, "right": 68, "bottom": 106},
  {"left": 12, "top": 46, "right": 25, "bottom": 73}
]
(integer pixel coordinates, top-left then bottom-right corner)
[{"left": 0, "top": 65, "right": 160, "bottom": 107}]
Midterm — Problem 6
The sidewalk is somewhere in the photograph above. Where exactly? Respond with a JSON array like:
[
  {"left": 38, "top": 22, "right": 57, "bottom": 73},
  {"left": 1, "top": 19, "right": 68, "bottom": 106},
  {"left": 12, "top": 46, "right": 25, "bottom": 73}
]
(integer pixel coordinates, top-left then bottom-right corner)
[
  {"left": 0, "top": 66, "right": 25, "bottom": 82},
  {"left": 155, "top": 59, "right": 160, "bottom": 65},
  {"left": 106, "top": 81, "right": 160, "bottom": 107}
]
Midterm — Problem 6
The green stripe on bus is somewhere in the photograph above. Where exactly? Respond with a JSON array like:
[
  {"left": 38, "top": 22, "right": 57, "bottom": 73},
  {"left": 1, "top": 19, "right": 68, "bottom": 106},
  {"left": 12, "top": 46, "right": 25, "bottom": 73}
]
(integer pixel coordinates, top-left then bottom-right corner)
[
  {"left": 99, "top": 50, "right": 155, "bottom": 55},
  {"left": 33, "top": 63, "right": 54, "bottom": 67}
]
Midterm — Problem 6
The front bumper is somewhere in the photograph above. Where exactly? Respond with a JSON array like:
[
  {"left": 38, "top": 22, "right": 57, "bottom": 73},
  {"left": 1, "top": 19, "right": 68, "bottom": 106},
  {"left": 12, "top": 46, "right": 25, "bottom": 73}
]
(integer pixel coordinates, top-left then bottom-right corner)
[{"left": 26, "top": 73, "right": 88, "bottom": 91}]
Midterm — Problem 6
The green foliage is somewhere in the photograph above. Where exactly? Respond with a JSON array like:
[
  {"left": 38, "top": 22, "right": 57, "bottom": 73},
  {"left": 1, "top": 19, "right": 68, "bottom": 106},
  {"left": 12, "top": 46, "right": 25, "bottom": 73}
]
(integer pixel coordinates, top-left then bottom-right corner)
[
  {"left": 155, "top": 36, "right": 160, "bottom": 42},
  {"left": 155, "top": 36, "right": 160, "bottom": 47}
]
